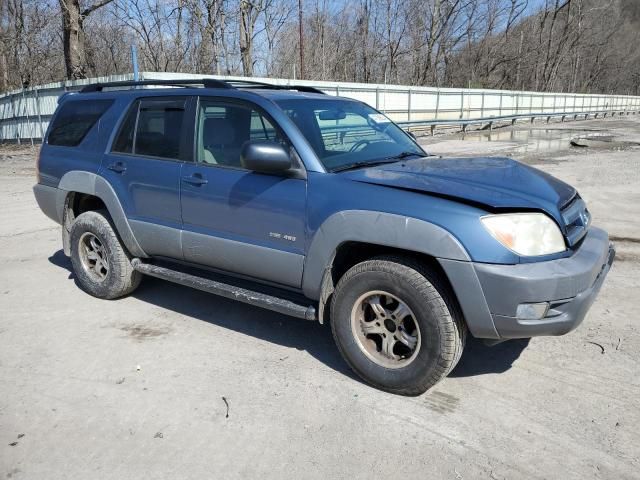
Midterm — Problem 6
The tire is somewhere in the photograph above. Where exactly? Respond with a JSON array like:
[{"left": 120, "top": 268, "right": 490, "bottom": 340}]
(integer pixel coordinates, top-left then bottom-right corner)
[
  {"left": 69, "top": 209, "right": 142, "bottom": 299},
  {"left": 330, "top": 255, "right": 466, "bottom": 396}
]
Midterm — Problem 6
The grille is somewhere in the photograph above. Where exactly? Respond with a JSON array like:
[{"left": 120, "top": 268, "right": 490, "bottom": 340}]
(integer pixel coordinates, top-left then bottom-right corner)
[{"left": 561, "top": 196, "right": 590, "bottom": 247}]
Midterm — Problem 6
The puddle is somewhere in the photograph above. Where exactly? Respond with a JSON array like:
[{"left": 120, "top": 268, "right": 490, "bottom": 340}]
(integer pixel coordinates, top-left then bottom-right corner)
[{"left": 458, "top": 128, "right": 640, "bottom": 156}]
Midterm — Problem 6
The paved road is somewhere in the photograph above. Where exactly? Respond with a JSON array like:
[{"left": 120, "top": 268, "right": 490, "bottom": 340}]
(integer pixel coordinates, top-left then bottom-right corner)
[{"left": 1, "top": 117, "right": 639, "bottom": 479}]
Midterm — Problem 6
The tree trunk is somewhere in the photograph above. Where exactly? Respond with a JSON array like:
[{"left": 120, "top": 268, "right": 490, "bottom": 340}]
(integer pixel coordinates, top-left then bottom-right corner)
[
  {"left": 239, "top": 0, "right": 253, "bottom": 76},
  {"left": 59, "top": 0, "right": 114, "bottom": 80},
  {"left": 60, "top": 0, "right": 86, "bottom": 79}
]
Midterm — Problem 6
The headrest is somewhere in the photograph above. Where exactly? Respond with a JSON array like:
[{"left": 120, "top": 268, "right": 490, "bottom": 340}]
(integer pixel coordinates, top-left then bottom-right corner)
[{"left": 203, "top": 117, "right": 236, "bottom": 146}]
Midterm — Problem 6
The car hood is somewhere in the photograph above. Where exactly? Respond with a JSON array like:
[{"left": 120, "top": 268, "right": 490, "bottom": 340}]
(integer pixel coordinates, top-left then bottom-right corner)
[{"left": 342, "top": 156, "right": 576, "bottom": 223}]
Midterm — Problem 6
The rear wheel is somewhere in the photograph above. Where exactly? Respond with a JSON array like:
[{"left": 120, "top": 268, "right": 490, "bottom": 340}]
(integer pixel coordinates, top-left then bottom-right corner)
[
  {"left": 69, "top": 210, "right": 141, "bottom": 299},
  {"left": 331, "top": 256, "right": 466, "bottom": 396}
]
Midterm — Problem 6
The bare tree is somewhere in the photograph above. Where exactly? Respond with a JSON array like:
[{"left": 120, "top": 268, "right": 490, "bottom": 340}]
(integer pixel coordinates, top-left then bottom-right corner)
[
  {"left": 239, "top": 0, "right": 265, "bottom": 76},
  {"left": 1, "top": 0, "right": 639, "bottom": 96},
  {"left": 59, "top": 0, "right": 115, "bottom": 79}
]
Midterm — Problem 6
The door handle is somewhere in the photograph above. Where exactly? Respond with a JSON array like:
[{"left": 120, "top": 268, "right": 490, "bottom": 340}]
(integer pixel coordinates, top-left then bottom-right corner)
[
  {"left": 107, "top": 162, "right": 126, "bottom": 173},
  {"left": 182, "top": 174, "right": 208, "bottom": 186}
]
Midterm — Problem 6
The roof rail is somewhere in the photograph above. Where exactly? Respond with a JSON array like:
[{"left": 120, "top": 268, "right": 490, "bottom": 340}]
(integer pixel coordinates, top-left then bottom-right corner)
[
  {"left": 79, "top": 78, "right": 231, "bottom": 93},
  {"left": 79, "top": 77, "right": 327, "bottom": 95},
  {"left": 225, "top": 80, "right": 326, "bottom": 95}
]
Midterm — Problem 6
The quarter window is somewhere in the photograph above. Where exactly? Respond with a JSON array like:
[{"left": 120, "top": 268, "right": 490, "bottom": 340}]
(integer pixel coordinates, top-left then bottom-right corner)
[{"left": 48, "top": 99, "right": 114, "bottom": 147}]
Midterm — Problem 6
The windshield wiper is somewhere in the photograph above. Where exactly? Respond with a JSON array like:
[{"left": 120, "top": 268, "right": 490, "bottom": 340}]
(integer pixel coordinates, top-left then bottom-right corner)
[
  {"left": 331, "top": 151, "right": 424, "bottom": 173},
  {"left": 331, "top": 159, "right": 400, "bottom": 173},
  {"left": 383, "top": 151, "right": 424, "bottom": 161}
]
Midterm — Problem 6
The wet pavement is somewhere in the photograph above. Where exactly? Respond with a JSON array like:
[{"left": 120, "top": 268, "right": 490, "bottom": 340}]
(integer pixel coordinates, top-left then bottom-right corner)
[{"left": 419, "top": 116, "right": 640, "bottom": 162}]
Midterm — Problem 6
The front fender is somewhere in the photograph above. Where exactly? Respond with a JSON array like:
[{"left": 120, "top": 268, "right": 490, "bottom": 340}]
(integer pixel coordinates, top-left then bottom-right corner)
[
  {"left": 303, "top": 210, "right": 500, "bottom": 339},
  {"left": 302, "top": 210, "right": 470, "bottom": 299}
]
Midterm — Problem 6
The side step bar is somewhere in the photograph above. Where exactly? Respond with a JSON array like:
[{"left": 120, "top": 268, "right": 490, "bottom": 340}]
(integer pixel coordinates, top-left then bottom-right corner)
[{"left": 131, "top": 259, "right": 317, "bottom": 321}]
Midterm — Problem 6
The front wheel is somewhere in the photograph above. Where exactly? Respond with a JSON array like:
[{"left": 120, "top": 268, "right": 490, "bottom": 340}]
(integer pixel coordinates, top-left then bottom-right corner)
[{"left": 330, "top": 256, "right": 466, "bottom": 396}]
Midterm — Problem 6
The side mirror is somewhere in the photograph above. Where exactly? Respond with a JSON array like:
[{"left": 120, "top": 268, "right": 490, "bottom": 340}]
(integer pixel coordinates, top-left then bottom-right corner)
[{"left": 240, "top": 141, "right": 292, "bottom": 174}]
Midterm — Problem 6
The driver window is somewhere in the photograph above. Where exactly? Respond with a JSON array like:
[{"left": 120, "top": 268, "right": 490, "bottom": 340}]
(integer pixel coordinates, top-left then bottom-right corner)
[{"left": 197, "top": 100, "right": 282, "bottom": 167}]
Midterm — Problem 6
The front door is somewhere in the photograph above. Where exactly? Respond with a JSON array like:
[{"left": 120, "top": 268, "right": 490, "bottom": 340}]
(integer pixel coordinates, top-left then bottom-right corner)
[
  {"left": 180, "top": 97, "right": 307, "bottom": 288},
  {"left": 101, "top": 96, "right": 192, "bottom": 258}
]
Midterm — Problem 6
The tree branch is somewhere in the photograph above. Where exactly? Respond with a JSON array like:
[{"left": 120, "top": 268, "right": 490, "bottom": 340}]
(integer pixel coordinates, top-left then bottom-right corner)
[{"left": 81, "top": 0, "right": 115, "bottom": 18}]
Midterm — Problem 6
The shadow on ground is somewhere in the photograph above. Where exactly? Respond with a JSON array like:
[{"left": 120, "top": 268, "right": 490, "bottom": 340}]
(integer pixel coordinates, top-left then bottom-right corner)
[
  {"left": 48, "top": 250, "right": 356, "bottom": 382},
  {"left": 450, "top": 336, "right": 530, "bottom": 377},
  {"left": 49, "top": 249, "right": 529, "bottom": 384}
]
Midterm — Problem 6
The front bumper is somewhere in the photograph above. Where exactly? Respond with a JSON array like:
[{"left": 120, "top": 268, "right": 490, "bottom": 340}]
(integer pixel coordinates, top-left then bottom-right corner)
[{"left": 440, "top": 226, "right": 615, "bottom": 339}]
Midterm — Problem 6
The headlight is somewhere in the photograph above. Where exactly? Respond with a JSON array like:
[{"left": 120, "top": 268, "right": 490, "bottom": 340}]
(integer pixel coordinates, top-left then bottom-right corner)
[{"left": 481, "top": 213, "right": 566, "bottom": 256}]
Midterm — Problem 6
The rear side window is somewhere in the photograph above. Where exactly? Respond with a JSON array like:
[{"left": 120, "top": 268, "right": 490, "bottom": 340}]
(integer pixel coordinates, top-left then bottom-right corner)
[
  {"left": 112, "top": 97, "right": 187, "bottom": 160},
  {"left": 48, "top": 99, "right": 114, "bottom": 146}
]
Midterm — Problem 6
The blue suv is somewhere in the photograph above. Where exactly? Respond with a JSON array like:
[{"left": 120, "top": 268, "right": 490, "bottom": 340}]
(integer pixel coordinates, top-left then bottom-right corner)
[{"left": 33, "top": 79, "right": 615, "bottom": 395}]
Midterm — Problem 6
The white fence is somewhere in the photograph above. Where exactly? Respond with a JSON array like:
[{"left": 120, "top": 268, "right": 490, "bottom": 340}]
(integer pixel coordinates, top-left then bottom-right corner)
[{"left": 2, "top": 71, "right": 640, "bottom": 143}]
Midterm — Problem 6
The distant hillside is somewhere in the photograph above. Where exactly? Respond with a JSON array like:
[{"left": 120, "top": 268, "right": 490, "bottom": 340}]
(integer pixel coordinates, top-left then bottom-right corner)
[{"left": 447, "top": 0, "right": 640, "bottom": 94}]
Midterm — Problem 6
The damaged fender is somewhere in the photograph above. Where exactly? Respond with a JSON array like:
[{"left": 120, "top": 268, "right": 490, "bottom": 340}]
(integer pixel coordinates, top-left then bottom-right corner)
[{"left": 302, "top": 210, "right": 473, "bottom": 324}]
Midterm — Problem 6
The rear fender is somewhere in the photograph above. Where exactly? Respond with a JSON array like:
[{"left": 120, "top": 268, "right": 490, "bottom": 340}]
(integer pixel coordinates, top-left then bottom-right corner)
[{"left": 58, "top": 171, "right": 147, "bottom": 258}]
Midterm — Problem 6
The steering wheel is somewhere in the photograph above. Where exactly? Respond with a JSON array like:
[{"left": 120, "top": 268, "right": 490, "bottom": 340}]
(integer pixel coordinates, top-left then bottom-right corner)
[{"left": 349, "top": 139, "right": 371, "bottom": 152}]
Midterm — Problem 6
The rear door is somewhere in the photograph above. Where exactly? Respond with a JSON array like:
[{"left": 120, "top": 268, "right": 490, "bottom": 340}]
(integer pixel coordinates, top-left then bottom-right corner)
[
  {"left": 101, "top": 96, "right": 193, "bottom": 259},
  {"left": 180, "top": 97, "right": 307, "bottom": 288}
]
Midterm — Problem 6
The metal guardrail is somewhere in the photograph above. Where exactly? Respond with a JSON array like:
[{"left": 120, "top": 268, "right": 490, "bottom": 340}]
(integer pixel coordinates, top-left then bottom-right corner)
[
  {"left": 2, "top": 71, "right": 640, "bottom": 143},
  {"left": 398, "top": 109, "right": 640, "bottom": 135}
]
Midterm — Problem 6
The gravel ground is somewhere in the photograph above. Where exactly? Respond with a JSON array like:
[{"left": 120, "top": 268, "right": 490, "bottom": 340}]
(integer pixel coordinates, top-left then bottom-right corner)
[{"left": 1, "top": 116, "right": 639, "bottom": 479}]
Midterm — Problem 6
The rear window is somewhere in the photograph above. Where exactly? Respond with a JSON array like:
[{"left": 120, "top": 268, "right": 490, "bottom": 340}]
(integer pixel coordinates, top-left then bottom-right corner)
[
  {"left": 47, "top": 99, "right": 114, "bottom": 146},
  {"left": 111, "top": 97, "right": 187, "bottom": 160}
]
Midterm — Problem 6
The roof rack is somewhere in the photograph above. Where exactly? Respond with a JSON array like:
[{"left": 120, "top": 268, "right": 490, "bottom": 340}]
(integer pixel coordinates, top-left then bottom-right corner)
[
  {"left": 225, "top": 79, "right": 327, "bottom": 94},
  {"left": 80, "top": 79, "right": 231, "bottom": 93},
  {"left": 79, "top": 78, "right": 326, "bottom": 95}
]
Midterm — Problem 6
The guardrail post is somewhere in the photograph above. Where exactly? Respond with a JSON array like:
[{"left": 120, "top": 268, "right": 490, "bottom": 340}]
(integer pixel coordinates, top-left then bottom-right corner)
[
  {"left": 35, "top": 87, "right": 44, "bottom": 140},
  {"left": 434, "top": 90, "right": 440, "bottom": 121},
  {"left": 460, "top": 90, "right": 464, "bottom": 119},
  {"left": 530, "top": 94, "right": 533, "bottom": 115},
  {"left": 375, "top": 87, "right": 379, "bottom": 110},
  {"left": 21, "top": 88, "right": 33, "bottom": 146},
  {"left": 480, "top": 91, "right": 485, "bottom": 118},
  {"left": 408, "top": 89, "right": 412, "bottom": 123},
  {"left": 498, "top": 92, "right": 503, "bottom": 117},
  {"left": 10, "top": 93, "right": 20, "bottom": 145}
]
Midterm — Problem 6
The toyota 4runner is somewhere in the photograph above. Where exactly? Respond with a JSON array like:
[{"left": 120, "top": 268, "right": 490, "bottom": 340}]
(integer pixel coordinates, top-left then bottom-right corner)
[{"left": 33, "top": 79, "right": 615, "bottom": 395}]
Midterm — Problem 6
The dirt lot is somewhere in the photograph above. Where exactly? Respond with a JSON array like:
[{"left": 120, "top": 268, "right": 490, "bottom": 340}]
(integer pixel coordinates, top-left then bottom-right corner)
[{"left": 1, "top": 117, "right": 639, "bottom": 479}]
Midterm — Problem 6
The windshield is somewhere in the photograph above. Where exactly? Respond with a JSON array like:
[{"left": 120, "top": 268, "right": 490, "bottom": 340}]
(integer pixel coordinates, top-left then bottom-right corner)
[{"left": 276, "top": 98, "right": 426, "bottom": 172}]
